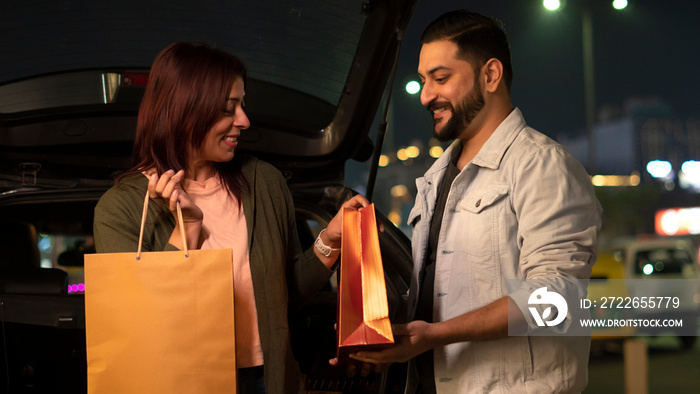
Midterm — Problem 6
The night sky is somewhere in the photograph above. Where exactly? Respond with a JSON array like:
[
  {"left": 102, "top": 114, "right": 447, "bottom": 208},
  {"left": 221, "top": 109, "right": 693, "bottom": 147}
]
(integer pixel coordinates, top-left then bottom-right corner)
[{"left": 384, "top": 0, "right": 700, "bottom": 147}]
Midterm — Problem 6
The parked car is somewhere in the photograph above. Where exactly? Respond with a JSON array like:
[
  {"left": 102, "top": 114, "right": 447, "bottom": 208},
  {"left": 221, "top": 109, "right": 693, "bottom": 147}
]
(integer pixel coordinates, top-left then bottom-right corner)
[
  {"left": 588, "top": 250, "right": 636, "bottom": 354},
  {"left": 623, "top": 237, "right": 700, "bottom": 349},
  {"left": 0, "top": 1, "right": 417, "bottom": 392}
]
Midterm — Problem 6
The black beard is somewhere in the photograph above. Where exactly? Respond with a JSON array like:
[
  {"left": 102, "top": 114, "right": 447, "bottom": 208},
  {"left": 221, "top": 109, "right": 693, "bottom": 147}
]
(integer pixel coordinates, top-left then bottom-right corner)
[{"left": 429, "top": 80, "right": 485, "bottom": 142}]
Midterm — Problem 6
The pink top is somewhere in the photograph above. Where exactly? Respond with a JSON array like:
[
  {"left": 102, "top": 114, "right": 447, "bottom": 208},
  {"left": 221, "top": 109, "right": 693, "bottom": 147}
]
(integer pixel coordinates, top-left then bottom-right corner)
[{"left": 185, "top": 176, "right": 263, "bottom": 368}]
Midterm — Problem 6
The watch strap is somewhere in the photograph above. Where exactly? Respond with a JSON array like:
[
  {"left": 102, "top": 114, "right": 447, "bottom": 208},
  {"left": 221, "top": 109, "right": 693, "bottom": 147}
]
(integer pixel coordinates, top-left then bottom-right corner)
[{"left": 314, "top": 229, "right": 340, "bottom": 257}]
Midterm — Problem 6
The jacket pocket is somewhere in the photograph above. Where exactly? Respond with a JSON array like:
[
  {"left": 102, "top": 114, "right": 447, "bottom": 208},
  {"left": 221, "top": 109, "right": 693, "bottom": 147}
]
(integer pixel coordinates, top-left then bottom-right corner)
[
  {"left": 520, "top": 336, "right": 534, "bottom": 382},
  {"left": 459, "top": 186, "right": 509, "bottom": 214},
  {"left": 458, "top": 186, "right": 509, "bottom": 257}
]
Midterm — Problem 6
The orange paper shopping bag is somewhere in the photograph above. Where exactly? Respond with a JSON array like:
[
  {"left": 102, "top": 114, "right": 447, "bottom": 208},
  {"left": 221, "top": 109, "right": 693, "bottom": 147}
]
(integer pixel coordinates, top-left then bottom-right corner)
[
  {"left": 84, "top": 192, "right": 237, "bottom": 393},
  {"left": 336, "top": 203, "right": 394, "bottom": 362}
]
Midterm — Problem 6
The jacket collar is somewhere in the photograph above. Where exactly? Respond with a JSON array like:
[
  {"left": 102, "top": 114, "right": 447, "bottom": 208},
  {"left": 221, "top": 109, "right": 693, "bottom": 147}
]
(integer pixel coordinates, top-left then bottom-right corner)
[
  {"left": 423, "top": 107, "right": 526, "bottom": 180},
  {"left": 471, "top": 107, "right": 525, "bottom": 170}
]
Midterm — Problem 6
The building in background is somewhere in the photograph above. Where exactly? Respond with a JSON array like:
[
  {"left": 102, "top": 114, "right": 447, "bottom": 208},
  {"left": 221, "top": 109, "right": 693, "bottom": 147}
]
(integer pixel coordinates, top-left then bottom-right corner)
[
  {"left": 349, "top": 96, "right": 700, "bottom": 239},
  {"left": 561, "top": 97, "right": 700, "bottom": 192}
]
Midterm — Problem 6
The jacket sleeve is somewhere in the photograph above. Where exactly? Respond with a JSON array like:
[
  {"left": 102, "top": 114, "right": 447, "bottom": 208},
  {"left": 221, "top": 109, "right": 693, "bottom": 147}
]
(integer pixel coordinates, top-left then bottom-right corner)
[
  {"left": 94, "top": 179, "right": 145, "bottom": 253},
  {"left": 273, "top": 173, "right": 334, "bottom": 312},
  {"left": 509, "top": 145, "right": 603, "bottom": 331},
  {"left": 513, "top": 145, "right": 602, "bottom": 280},
  {"left": 93, "top": 175, "right": 177, "bottom": 253}
]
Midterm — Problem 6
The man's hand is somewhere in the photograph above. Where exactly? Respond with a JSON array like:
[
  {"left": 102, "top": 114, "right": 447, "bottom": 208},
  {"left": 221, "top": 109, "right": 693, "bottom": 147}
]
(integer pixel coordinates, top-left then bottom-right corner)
[
  {"left": 328, "top": 321, "right": 389, "bottom": 377},
  {"left": 349, "top": 321, "right": 435, "bottom": 365}
]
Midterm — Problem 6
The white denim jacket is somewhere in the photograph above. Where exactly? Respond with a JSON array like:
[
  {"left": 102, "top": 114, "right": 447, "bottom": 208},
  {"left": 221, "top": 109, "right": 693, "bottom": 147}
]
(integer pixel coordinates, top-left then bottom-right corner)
[{"left": 406, "top": 108, "right": 602, "bottom": 393}]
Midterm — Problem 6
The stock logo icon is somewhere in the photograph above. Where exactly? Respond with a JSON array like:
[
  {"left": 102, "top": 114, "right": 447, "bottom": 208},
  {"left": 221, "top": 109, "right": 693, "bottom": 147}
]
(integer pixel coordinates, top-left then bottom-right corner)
[{"left": 528, "top": 287, "right": 568, "bottom": 327}]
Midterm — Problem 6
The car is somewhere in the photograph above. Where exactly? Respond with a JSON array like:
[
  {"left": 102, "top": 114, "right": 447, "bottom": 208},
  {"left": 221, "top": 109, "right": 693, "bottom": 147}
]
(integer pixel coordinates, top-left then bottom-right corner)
[
  {"left": 587, "top": 250, "right": 636, "bottom": 354},
  {"left": 623, "top": 237, "right": 700, "bottom": 349},
  {"left": 0, "top": 1, "right": 417, "bottom": 392}
]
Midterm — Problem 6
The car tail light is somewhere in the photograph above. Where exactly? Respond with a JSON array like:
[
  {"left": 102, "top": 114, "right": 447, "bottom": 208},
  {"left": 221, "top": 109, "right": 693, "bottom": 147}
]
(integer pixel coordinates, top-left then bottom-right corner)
[{"left": 122, "top": 72, "right": 149, "bottom": 86}]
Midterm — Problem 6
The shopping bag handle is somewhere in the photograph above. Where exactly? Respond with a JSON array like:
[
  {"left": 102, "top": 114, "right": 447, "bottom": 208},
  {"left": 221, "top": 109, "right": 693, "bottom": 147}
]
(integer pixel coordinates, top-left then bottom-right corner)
[{"left": 137, "top": 189, "right": 189, "bottom": 260}]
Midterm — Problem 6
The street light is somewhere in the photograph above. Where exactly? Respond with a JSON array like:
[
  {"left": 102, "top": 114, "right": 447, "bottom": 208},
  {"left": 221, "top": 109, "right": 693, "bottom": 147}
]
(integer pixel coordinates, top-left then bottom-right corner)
[
  {"left": 544, "top": 1, "right": 627, "bottom": 12},
  {"left": 405, "top": 80, "right": 421, "bottom": 95},
  {"left": 544, "top": 1, "right": 627, "bottom": 175},
  {"left": 543, "top": 0, "right": 561, "bottom": 11},
  {"left": 612, "top": 0, "right": 628, "bottom": 10}
]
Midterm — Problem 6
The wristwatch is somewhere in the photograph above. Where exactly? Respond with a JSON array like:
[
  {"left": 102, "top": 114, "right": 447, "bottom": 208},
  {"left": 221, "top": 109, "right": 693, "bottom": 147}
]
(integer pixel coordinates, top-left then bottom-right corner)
[{"left": 314, "top": 229, "right": 341, "bottom": 257}]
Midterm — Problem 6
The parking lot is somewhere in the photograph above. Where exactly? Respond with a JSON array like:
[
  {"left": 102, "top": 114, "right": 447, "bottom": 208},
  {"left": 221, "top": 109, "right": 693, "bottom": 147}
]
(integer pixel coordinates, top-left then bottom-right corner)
[{"left": 585, "top": 325, "right": 700, "bottom": 393}]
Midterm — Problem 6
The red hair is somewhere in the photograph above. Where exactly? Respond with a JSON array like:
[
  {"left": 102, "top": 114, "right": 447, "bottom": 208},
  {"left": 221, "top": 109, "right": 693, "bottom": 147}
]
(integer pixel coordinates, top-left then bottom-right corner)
[{"left": 122, "top": 42, "right": 248, "bottom": 200}]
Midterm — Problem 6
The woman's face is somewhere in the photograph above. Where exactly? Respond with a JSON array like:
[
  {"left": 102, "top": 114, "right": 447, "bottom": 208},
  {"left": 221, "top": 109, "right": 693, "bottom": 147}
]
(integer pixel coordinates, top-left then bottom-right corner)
[{"left": 193, "top": 77, "right": 249, "bottom": 166}]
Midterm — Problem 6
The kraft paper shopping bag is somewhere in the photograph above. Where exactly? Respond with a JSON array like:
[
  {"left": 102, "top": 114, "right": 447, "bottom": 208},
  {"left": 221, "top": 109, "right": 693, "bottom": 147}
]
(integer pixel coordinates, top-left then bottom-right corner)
[{"left": 85, "top": 191, "right": 236, "bottom": 393}]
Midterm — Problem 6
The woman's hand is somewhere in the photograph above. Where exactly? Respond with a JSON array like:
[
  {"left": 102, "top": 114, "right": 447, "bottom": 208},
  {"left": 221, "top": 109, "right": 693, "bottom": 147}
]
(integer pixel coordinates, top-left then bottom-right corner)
[
  {"left": 147, "top": 169, "right": 203, "bottom": 223},
  {"left": 313, "top": 194, "right": 370, "bottom": 267},
  {"left": 323, "top": 194, "right": 371, "bottom": 247},
  {"left": 146, "top": 169, "right": 203, "bottom": 249}
]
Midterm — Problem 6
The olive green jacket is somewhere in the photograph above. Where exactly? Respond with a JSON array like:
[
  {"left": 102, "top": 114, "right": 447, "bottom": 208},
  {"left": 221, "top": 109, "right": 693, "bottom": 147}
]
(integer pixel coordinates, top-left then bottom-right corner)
[{"left": 94, "top": 155, "right": 333, "bottom": 393}]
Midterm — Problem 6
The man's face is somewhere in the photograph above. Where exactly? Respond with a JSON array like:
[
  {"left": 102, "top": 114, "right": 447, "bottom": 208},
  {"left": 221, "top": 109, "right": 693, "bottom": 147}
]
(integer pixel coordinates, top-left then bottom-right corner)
[{"left": 418, "top": 40, "right": 484, "bottom": 141}]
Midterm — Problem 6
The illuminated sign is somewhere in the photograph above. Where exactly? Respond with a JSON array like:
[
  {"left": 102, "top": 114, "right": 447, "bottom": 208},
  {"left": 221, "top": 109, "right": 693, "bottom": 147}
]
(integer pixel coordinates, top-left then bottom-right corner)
[{"left": 655, "top": 207, "right": 700, "bottom": 236}]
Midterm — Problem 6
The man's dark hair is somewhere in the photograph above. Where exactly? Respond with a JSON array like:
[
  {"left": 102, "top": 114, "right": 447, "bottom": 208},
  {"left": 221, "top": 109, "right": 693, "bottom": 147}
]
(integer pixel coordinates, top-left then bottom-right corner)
[{"left": 421, "top": 10, "right": 513, "bottom": 91}]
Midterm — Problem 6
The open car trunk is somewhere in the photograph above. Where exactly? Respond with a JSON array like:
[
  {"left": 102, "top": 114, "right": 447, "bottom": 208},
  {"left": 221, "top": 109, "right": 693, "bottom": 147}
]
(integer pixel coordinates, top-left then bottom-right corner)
[{"left": 1, "top": 1, "right": 417, "bottom": 392}]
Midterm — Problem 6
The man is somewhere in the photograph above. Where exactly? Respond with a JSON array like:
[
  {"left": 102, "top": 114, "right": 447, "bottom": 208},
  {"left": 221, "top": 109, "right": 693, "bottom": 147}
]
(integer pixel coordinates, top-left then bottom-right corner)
[{"left": 350, "top": 10, "right": 602, "bottom": 393}]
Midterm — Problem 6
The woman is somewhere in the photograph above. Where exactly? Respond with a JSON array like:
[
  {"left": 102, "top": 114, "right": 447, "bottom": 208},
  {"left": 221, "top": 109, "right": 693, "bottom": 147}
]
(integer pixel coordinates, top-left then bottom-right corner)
[{"left": 93, "top": 42, "right": 368, "bottom": 393}]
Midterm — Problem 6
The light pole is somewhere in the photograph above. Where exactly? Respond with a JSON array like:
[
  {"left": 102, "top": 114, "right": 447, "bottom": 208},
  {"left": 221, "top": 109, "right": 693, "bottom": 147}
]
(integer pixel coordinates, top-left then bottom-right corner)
[
  {"left": 582, "top": 6, "right": 596, "bottom": 174},
  {"left": 544, "top": 0, "right": 627, "bottom": 175}
]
